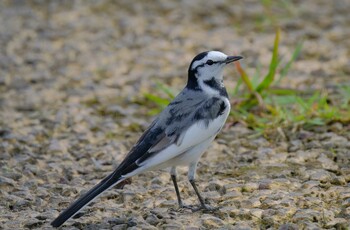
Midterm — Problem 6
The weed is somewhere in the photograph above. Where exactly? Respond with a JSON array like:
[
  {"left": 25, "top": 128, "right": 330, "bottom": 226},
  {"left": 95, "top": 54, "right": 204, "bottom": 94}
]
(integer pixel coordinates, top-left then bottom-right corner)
[{"left": 143, "top": 29, "right": 350, "bottom": 133}]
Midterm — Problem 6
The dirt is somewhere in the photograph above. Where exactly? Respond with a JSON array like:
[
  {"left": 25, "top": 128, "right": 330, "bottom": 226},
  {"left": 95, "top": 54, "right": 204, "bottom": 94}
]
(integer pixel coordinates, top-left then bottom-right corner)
[{"left": 0, "top": 0, "right": 349, "bottom": 229}]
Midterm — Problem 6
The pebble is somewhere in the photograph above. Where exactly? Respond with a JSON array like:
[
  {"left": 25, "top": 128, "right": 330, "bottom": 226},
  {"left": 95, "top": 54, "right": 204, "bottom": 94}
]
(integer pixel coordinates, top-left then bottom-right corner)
[
  {"left": 278, "top": 223, "right": 298, "bottom": 230},
  {"left": 342, "top": 198, "right": 350, "bottom": 208},
  {"left": 0, "top": 176, "right": 16, "bottom": 188},
  {"left": 200, "top": 214, "right": 225, "bottom": 228},
  {"left": 331, "top": 175, "right": 347, "bottom": 186},
  {"left": 242, "top": 183, "right": 259, "bottom": 193},
  {"left": 287, "top": 150, "right": 320, "bottom": 164},
  {"left": 249, "top": 208, "right": 263, "bottom": 219},
  {"left": 145, "top": 213, "right": 160, "bottom": 226},
  {"left": 47, "top": 138, "right": 68, "bottom": 154},
  {"left": 112, "top": 224, "right": 128, "bottom": 230},
  {"left": 324, "top": 218, "right": 349, "bottom": 228},
  {"left": 323, "top": 134, "right": 349, "bottom": 148},
  {"left": 223, "top": 183, "right": 243, "bottom": 194},
  {"left": 316, "top": 154, "right": 339, "bottom": 171},
  {"left": 288, "top": 140, "right": 303, "bottom": 152},
  {"left": 240, "top": 198, "right": 261, "bottom": 208},
  {"left": 308, "top": 169, "right": 332, "bottom": 182},
  {"left": 222, "top": 191, "right": 242, "bottom": 200},
  {"left": 161, "top": 222, "right": 183, "bottom": 230}
]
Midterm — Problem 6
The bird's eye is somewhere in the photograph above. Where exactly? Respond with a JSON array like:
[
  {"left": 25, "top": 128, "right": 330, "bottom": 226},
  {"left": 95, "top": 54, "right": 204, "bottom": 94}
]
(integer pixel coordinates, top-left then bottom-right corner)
[{"left": 206, "top": 60, "right": 214, "bottom": 65}]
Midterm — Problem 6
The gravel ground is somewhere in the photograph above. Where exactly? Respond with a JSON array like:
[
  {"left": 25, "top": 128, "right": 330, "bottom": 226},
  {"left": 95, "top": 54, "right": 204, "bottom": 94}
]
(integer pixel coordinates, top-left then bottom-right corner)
[{"left": 0, "top": 0, "right": 349, "bottom": 229}]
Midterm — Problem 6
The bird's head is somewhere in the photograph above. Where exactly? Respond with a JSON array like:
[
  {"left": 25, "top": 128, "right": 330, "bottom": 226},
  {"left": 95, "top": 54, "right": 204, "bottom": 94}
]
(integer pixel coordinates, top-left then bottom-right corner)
[{"left": 187, "top": 51, "right": 242, "bottom": 90}]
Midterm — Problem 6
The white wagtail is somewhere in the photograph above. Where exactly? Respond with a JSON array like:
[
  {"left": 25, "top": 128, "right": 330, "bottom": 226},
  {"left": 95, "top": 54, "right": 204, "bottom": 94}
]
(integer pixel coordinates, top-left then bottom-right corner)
[{"left": 51, "top": 51, "right": 243, "bottom": 227}]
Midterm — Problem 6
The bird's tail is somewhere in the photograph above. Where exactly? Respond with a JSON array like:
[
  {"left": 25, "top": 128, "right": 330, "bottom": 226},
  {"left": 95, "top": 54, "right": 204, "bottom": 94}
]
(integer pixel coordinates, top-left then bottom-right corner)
[{"left": 51, "top": 174, "right": 123, "bottom": 228}]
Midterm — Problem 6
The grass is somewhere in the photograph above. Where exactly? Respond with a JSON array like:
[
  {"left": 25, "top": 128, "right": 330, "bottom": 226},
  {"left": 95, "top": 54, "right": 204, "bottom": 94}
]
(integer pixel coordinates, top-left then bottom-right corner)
[
  {"left": 143, "top": 28, "right": 350, "bottom": 135},
  {"left": 230, "top": 28, "right": 350, "bottom": 133}
]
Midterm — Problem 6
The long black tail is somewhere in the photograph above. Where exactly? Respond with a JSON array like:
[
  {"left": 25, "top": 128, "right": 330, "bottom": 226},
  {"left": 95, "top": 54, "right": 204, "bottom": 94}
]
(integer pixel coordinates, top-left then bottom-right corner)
[{"left": 51, "top": 174, "right": 122, "bottom": 228}]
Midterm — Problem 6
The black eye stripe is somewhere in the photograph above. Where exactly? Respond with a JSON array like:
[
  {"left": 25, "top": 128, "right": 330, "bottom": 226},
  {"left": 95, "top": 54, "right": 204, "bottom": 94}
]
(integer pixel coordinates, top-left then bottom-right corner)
[{"left": 206, "top": 60, "right": 214, "bottom": 65}]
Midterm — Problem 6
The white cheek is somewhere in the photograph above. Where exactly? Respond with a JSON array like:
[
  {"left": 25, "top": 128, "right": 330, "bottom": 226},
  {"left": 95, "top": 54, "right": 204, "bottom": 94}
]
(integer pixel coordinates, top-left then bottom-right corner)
[{"left": 197, "top": 66, "right": 224, "bottom": 81}]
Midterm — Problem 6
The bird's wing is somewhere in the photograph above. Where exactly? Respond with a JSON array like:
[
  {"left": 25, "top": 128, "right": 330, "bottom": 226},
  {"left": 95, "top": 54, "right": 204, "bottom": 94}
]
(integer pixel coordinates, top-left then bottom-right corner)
[{"left": 116, "top": 91, "right": 229, "bottom": 176}]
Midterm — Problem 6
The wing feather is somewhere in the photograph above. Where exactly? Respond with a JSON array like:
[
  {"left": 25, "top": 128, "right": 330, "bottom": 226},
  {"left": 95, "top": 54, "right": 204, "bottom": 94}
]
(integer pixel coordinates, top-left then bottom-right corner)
[{"left": 116, "top": 89, "right": 229, "bottom": 177}]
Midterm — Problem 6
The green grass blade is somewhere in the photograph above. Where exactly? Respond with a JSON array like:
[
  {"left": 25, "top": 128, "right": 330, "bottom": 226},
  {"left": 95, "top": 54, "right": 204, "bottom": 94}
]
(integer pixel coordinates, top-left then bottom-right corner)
[
  {"left": 234, "top": 61, "right": 255, "bottom": 93},
  {"left": 144, "top": 93, "right": 170, "bottom": 108},
  {"left": 252, "top": 62, "right": 262, "bottom": 89},
  {"left": 266, "top": 87, "right": 300, "bottom": 95},
  {"left": 155, "top": 81, "right": 176, "bottom": 99},
  {"left": 339, "top": 85, "right": 350, "bottom": 108},
  {"left": 232, "top": 77, "right": 243, "bottom": 96},
  {"left": 277, "top": 40, "right": 303, "bottom": 83},
  {"left": 256, "top": 28, "right": 281, "bottom": 93}
]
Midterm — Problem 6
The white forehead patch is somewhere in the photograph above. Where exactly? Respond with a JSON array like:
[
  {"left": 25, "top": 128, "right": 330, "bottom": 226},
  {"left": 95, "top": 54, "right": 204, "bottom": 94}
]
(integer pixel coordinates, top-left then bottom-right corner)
[
  {"left": 206, "top": 51, "right": 228, "bottom": 61},
  {"left": 191, "top": 51, "right": 228, "bottom": 70}
]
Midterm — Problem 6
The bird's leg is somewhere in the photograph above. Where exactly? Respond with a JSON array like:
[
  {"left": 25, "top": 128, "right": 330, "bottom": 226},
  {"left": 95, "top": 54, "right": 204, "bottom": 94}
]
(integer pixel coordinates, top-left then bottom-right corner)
[
  {"left": 170, "top": 167, "right": 183, "bottom": 208},
  {"left": 189, "top": 179, "right": 206, "bottom": 208},
  {"left": 188, "top": 162, "right": 218, "bottom": 212}
]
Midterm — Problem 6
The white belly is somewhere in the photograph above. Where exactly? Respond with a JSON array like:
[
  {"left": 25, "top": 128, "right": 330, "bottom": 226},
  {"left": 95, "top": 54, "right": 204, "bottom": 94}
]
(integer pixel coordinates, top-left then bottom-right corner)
[{"left": 123, "top": 97, "right": 231, "bottom": 177}]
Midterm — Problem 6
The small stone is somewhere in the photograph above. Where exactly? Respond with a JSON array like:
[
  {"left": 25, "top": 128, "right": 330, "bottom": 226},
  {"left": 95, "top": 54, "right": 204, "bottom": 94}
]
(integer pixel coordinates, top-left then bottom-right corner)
[
  {"left": 269, "top": 178, "right": 292, "bottom": 190},
  {"left": 206, "top": 180, "right": 224, "bottom": 192},
  {"left": 161, "top": 222, "right": 183, "bottom": 230},
  {"left": 24, "top": 218, "right": 44, "bottom": 229},
  {"left": 122, "top": 190, "right": 136, "bottom": 204},
  {"left": 342, "top": 198, "right": 350, "bottom": 208},
  {"left": 200, "top": 214, "right": 225, "bottom": 228},
  {"left": 309, "top": 169, "right": 332, "bottom": 183},
  {"left": 343, "top": 207, "right": 350, "bottom": 216},
  {"left": 258, "top": 181, "right": 271, "bottom": 190},
  {"left": 240, "top": 198, "right": 261, "bottom": 208},
  {"left": 242, "top": 182, "right": 259, "bottom": 193},
  {"left": 112, "top": 224, "right": 128, "bottom": 230},
  {"left": 47, "top": 139, "right": 68, "bottom": 154},
  {"left": 256, "top": 147, "right": 276, "bottom": 164},
  {"left": 219, "top": 206, "right": 238, "bottom": 218},
  {"left": 322, "top": 133, "right": 349, "bottom": 148},
  {"left": 304, "top": 140, "right": 322, "bottom": 149},
  {"left": 293, "top": 209, "right": 334, "bottom": 223},
  {"left": 203, "top": 191, "right": 221, "bottom": 201},
  {"left": 150, "top": 177, "right": 163, "bottom": 185},
  {"left": 261, "top": 197, "right": 280, "bottom": 208},
  {"left": 292, "top": 209, "right": 319, "bottom": 222},
  {"left": 288, "top": 140, "right": 303, "bottom": 152},
  {"left": 324, "top": 218, "right": 348, "bottom": 228},
  {"left": 223, "top": 183, "right": 242, "bottom": 193},
  {"left": 0, "top": 176, "right": 16, "bottom": 187},
  {"left": 329, "top": 122, "right": 343, "bottom": 132},
  {"left": 340, "top": 192, "right": 350, "bottom": 200},
  {"left": 341, "top": 168, "right": 350, "bottom": 182},
  {"left": 108, "top": 217, "right": 127, "bottom": 225},
  {"left": 290, "top": 150, "right": 320, "bottom": 164},
  {"left": 250, "top": 208, "right": 263, "bottom": 219},
  {"left": 185, "top": 226, "right": 200, "bottom": 230},
  {"left": 159, "top": 199, "right": 176, "bottom": 208},
  {"left": 317, "top": 154, "right": 339, "bottom": 172},
  {"left": 145, "top": 214, "right": 160, "bottom": 226},
  {"left": 331, "top": 175, "right": 346, "bottom": 185},
  {"left": 278, "top": 223, "right": 298, "bottom": 230},
  {"left": 302, "top": 180, "right": 320, "bottom": 189}
]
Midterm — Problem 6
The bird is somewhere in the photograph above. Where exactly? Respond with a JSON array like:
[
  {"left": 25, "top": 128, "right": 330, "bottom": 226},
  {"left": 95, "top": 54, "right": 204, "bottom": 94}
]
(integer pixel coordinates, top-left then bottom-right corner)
[{"left": 51, "top": 51, "right": 243, "bottom": 227}]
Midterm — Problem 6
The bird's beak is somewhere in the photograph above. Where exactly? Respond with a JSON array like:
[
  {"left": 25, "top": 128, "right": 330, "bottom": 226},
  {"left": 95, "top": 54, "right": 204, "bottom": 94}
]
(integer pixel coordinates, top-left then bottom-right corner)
[{"left": 224, "top": 56, "right": 243, "bottom": 64}]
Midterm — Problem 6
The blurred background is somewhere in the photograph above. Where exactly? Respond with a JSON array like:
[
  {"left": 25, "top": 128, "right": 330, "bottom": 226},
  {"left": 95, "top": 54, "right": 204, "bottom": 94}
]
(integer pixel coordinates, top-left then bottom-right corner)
[{"left": 0, "top": 0, "right": 349, "bottom": 229}]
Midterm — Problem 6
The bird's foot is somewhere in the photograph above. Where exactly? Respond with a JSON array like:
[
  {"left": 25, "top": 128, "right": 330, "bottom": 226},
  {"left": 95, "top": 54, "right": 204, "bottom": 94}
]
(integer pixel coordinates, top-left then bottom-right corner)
[
  {"left": 168, "top": 202, "right": 192, "bottom": 212},
  {"left": 179, "top": 204, "right": 196, "bottom": 210},
  {"left": 193, "top": 203, "right": 219, "bottom": 212}
]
